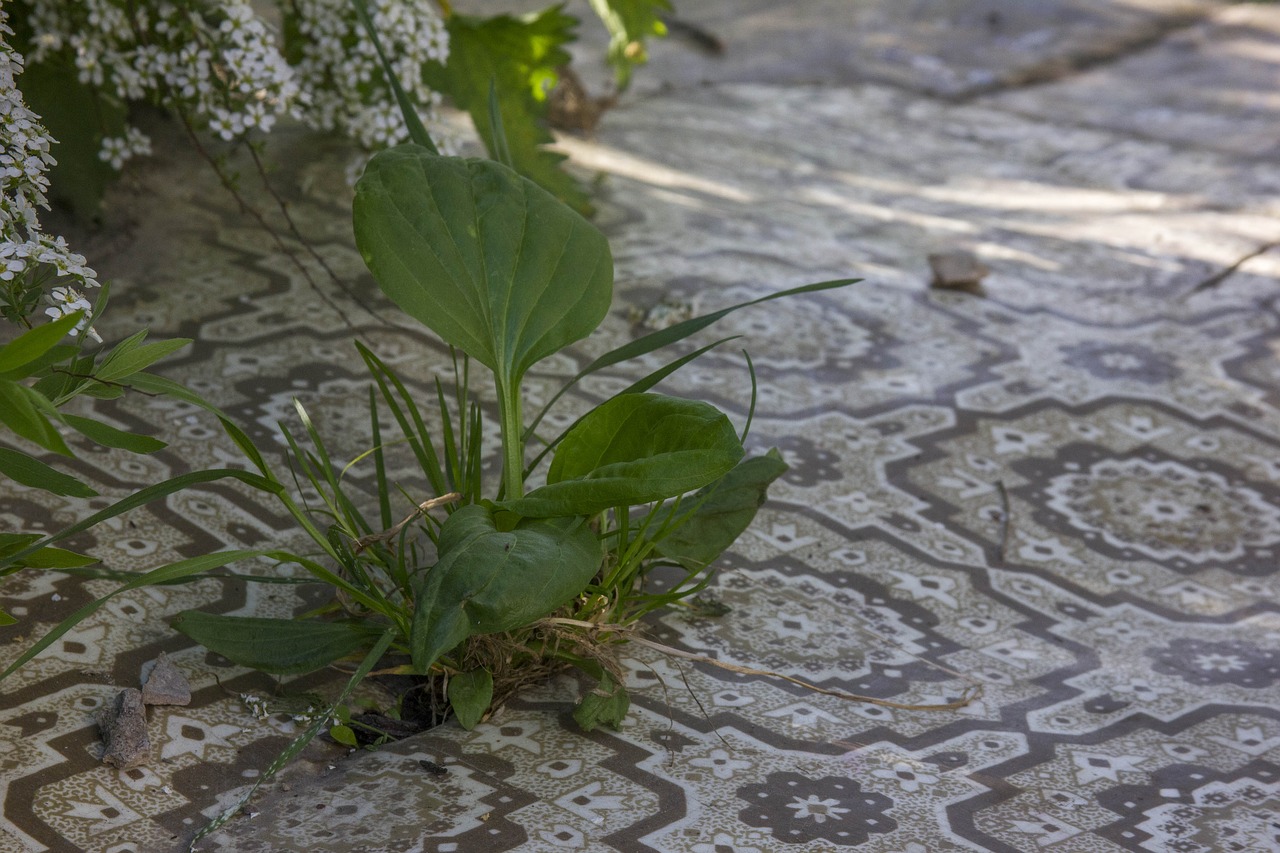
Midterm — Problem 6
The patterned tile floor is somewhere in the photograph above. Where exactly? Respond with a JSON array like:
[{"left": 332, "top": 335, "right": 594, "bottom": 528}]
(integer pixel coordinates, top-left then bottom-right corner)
[{"left": 4, "top": 3, "right": 1280, "bottom": 852}]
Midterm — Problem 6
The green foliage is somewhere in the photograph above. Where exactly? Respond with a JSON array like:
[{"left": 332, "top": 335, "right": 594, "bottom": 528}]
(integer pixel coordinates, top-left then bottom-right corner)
[
  {"left": 573, "top": 670, "right": 629, "bottom": 731},
  {"left": 352, "top": 148, "right": 611, "bottom": 382},
  {"left": 510, "top": 393, "right": 742, "bottom": 517},
  {"left": 171, "top": 612, "right": 377, "bottom": 675},
  {"left": 353, "top": 144, "right": 612, "bottom": 494},
  {"left": 0, "top": 316, "right": 191, "bottom": 504},
  {"left": 3, "top": 45, "right": 861, "bottom": 759},
  {"left": 411, "top": 504, "right": 602, "bottom": 672},
  {"left": 651, "top": 449, "right": 788, "bottom": 570},
  {"left": 587, "top": 0, "right": 671, "bottom": 90},
  {"left": 448, "top": 669, "right": 495, "bottom": 730},
  {"left": 425, "top": 6, "right": 593, "bottom": 215}
]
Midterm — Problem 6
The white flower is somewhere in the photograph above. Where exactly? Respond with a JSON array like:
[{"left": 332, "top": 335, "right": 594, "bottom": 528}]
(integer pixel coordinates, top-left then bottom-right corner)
[{"left": 0, "top": 10, "right": 99, "bottom": 331}]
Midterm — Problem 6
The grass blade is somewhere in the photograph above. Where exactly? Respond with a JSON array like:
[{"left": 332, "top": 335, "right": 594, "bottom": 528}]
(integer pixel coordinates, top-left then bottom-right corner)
[
  {"left": 1, "top": 550, "right": 267, "bottom": 681},
  {"left": 525, "top": 278, "right": 859, "bottom": 438}
]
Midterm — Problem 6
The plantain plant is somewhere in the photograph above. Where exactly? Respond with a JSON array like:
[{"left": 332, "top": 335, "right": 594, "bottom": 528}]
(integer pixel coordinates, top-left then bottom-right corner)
[{"left": 0, "top": 39, "right": 857, "bottom": 844}]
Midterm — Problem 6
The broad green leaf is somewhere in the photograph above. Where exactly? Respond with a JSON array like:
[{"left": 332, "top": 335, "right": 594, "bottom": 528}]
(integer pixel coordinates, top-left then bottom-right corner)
[
  {"left": 448, "top": 669, "right": 495, "bottom": 730},
  {"left": 525, "top": 336, "right": 739, "bottom": 475},
  {"left": 1, "top": 550, "right": 267, "bottom": 681},
  {"left": 0, "top": 312, "right": 84, "bottom": 374},
  {"left": 0, "top": 610, "right": 15, "bottom": 627},
  {"left": 62, "top": 414, "right": 165, "bottom": 453},
  {"left": 651, "top": 449, "right": 788, "bottom": 569},
  {"left": 96, "top": 338, "right": 191, "bottom": 383},
  {"left": 508, "top": 394, "right": 743, "bottom": 518},
  {"left": 353, "top": 145, "right": 612, "bottom": 386},
  {"left": 422, "top": 7, "right": 591, "bottom": 213},
  {"left": 0, "top": 447, "right": 96, "bottom": 497},
  {"left": 0, "top": 380, "right": 71, "bottom": 455},
  {"left": 329, "top": 724, "right": 359, "bottom": 747},
  {"left": 411, "top": 504, "right": 602, "bottom": 672},
  {"left": 587, "top": 0, "right": 670, "bottom": 89},
  {"left": 172, "top": 611, "right": 375, "bottom": 675},
  {"left": 573, "top": 671, "right": 629, "bottom": 731}
]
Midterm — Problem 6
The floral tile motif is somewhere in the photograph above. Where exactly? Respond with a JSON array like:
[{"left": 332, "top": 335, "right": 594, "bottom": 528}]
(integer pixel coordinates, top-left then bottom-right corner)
[{"left": 7, "top": 9, "right": 1280, "bottom": 850}]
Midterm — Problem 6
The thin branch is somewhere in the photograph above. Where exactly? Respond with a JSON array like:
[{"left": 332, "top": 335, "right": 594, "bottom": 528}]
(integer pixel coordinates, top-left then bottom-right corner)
[
  {"left": 243, "top": 143, "right": 395, "bottom": 328},
  {"left": 170, "top": 107, "right": 360, "bottom": 331},
  {"left": 540, "top": 618, "right": 983, "bottom": 712}
]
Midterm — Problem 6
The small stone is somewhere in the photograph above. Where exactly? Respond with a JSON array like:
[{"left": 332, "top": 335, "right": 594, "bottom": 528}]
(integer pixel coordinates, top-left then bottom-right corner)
[
  {"left": 928, "top": 250, "right": 990, "bottom": 292},
  {"left": 141, "top": 652, "right": 191, "bottom": 706},
  {"left": 96, "top": 688, "right": 150, "bottom": 769}
]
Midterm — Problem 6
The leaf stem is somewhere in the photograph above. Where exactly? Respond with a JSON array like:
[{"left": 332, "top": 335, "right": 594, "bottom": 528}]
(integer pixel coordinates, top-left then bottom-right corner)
[{"left": 497, "top": 378, "right": 525, "bottom": 499}]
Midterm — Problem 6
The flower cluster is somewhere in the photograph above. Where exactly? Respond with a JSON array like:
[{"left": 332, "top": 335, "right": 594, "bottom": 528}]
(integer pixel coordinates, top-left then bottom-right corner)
[
  {"left": 21, "top": 0, "right": 452, "bottom": 158},
  {"left": 0, "top": 8, "right": 99, "bottom": 337},
  {"left": 26, "top": 0, "right": 300, "bottom": 141},
  {"left": 289, "top": 0, "right": 454, "bottom": 152}
]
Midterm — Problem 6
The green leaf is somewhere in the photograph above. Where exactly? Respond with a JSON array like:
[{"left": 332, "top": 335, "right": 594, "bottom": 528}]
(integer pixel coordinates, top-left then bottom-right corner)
[
  {"left": 96, "top": 338, "right": 190, "bottom": 383},
  {"left": 329, "top": 723, "right": 359, "bottom": 747},
  {"left": 651, "top": 449, "right": 788, "bottom": 569},
  {"left": 0, "top": 312, "right": 85, "bottom": 374},
  {"left": 423, "top": 7, "right": 592, "bottom": 213},
  {"left": 171, "top": 612, "right": 375, "bottom": 675},
  {"left": 525, "top": 336, "right": 739, "bottom": 475},
  {"left": 508, "top": 393, "right": 743, "bottom": 518},
  {"left": 62, "top": 414, "right": 165, "bottom": 453},
  {"left": 354, "top": 145, "right": 612, "bottom": 386},
  {"left": 1, "top": 550, "right": 267, "bottom": 682},
  {"left": 587, "top": 0, "right": 671, "bottom": 89},
  {"left": 18, "top": 60, "right": 124, "bottom": 220},
  {"left": 0, "top": 447, "right": 96, "bottom": 497},
  {"left": 448, "top": 669, "right": 495, "bottom": 730},
  {"left": 0, "top": 343, "right": 79, "bottom": 382},
  {"left": 0, "top": 380, "right": 71, "bottom": 455},
  {"left": 411, "top": 504, "right": 602, "bottom": 672},
  {"left": 0, "top": 610, "right": 16, "bottom": 627},
  {"left": 573, "top": 671, "right": 629, "bottom": 731},
  {"left": 11, "top": 545, "right": 98, "bottom": 570},
  {"left": 0, "top": 533, "right": 42, "bottom": 559}
]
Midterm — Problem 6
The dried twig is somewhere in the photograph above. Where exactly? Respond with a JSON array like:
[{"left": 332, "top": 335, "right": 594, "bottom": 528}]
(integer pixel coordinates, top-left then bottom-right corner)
[
  {"left": 539, "top": 618, "right": 983, "bottom": 712},
  {"left": 352, "top": 492, "right": 460, "bottom": 554}
]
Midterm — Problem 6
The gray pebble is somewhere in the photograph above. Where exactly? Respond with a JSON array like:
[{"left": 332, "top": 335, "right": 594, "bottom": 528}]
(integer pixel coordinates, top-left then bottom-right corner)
[
  {"left": 96, "top": 688, "right": 150, "bottom": 769},
  {"left": 141, "top": 652, "right": 191, "bottom": 706}
]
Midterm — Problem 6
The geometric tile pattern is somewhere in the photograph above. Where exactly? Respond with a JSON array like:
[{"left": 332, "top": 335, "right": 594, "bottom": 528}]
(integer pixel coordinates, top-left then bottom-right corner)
[{"left": 5, "top": 5, "right": 1280, "bottom": 851}]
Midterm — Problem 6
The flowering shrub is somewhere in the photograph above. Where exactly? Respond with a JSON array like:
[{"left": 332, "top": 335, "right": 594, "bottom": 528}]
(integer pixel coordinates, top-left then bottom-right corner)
[
  {"left": 20, "top": 0, "right": 453, "bottom": 165},
  {"left": 0, "top": 8, "right": 99, "bottom": 335},
  {"left": 12, "top": 0, "right": 672, "bottom": 217}
]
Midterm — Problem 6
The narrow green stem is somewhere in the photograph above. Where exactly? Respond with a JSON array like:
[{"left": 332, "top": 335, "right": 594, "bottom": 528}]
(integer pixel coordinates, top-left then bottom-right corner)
[{"left": 496, "top": 376, "right": 525, "bottom": 499}]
